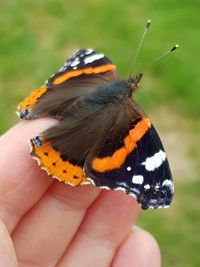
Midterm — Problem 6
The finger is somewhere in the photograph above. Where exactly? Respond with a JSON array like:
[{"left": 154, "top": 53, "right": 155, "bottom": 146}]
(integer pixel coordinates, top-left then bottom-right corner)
[
  {"left": 12, "top": 182, "right": 100, "bottom": 267},
  {"left": 112, "top": 228, "right": 161, "bottom": 267},
  {"left": 0, "top": 219, "right": 18, "bottom": 267},
  {"left": 57, "top": 190, "right": 140, "bottom": 267},
  {"left": 0, "top": 119, "right": 56, "bottom": 233}
]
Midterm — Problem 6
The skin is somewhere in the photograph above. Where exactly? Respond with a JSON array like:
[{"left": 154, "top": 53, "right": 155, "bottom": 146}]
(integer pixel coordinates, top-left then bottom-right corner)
[{"left": 0, "top": 118, "right": 161, "bottom": 267}]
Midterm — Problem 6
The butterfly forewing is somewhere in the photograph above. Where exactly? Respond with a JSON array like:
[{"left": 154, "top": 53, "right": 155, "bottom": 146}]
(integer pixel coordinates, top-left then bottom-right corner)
[
  {"left": 84, "top": 99, "right": 173, "bottom": 209},
  {"left": 17, "top": 49, "right": 118, "bottom": 120}
]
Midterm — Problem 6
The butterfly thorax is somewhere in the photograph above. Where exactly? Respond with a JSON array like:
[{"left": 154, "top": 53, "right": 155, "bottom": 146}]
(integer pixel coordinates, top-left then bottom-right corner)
[{"left": 86, "top": 80, "right": 132, "bottom": 106}]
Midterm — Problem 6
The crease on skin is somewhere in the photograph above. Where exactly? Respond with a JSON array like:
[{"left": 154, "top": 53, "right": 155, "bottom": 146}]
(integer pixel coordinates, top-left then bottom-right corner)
[
  {"left": 18, "top": 259, "right": 43, "bottom": 267},
  {"left": 56, "top": 231, "right": 116, "bottom": 267},
  {"left": 77, "top": 227, "right": 120, "bottom": 250},
  {"left": 46, "top": 184, "right": 101, "bottom": 212},
  {"left": 0, "top": 201, "right": 21, "bottom": 233}
]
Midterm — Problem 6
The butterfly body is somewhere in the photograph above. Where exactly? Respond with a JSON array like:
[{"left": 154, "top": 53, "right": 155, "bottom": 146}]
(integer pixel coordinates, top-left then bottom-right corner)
[
  {"left": 87, "top": 80, "right": 132, "bottom": 105},
  {"left": 17, "top": 48, "right": 174, "bottom": 209}
]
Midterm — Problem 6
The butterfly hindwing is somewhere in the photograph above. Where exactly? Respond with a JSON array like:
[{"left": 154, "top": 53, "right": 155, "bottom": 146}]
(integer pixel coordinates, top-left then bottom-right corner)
[
  {"left": 30, "top": 95, "right": 122, "bottom": 186},
  {"left": 31, "top": 137, "right": 89, "bottom": 186},
  {"left": 84, "top": 99, "right": 173, "bottom": 209},
  {"left": 17, "top": 49, "right": 118, "bottom": 120}
]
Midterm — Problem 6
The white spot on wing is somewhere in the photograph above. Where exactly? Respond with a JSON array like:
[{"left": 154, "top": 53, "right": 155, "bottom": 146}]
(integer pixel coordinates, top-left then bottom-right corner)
[
  {"left": 85, "top": 48, "right": 94, "bottom": 54},
  {"left": 142, "top": 150, "right": 166, "bottom": 171},
  {"left": 70, "top": 57, "right": 80, "bottom": 67},
  {"left": 132, "top": 175, "right": 144, "bottom": 185},
  {"left": 162, "top": 179, "right": 173, "bottom": 187},
  {"left": 127, "top": 166, "right": 132, "bottom": 171},
  {"left": 155, "top": 183, "right": 160, "bottom": 190},
  {"left": 144, "top": 184, "right": 150, "bottom": 190},
  {"left": 162, "top": 179, "right": 174, "bottom": 193},
  {"left": 84, "top": 53, "right": 104, "bottom": 64}
]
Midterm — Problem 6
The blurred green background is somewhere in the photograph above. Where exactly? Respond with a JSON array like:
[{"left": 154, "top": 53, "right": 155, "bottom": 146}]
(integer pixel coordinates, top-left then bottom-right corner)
[{"left": 0, "top": 0, "right": 199, "bottom": 266}]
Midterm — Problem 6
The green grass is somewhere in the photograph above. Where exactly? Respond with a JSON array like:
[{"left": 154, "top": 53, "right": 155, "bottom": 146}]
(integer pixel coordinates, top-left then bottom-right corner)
[{"left": 0, "top": 1, "right": 200, "bottom": 266}]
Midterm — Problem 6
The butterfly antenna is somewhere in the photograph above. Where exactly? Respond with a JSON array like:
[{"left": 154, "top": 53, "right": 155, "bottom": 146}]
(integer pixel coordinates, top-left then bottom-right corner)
[
  {"left": 139, "top": 44, "right": 179, "bottom": 72},
  {"left": 130, "top": 19, "right": 151, "bottom": 77}
]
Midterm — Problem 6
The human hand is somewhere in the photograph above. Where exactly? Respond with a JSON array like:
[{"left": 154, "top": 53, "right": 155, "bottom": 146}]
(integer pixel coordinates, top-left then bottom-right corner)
[{"left": 0, "top": 118, "right": 160, "bottom": 267}]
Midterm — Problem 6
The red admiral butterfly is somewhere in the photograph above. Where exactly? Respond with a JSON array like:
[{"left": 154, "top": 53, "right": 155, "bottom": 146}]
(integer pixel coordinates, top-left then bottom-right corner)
[{"left": 17, "top": 23, "right": 175, "bottom": 209}]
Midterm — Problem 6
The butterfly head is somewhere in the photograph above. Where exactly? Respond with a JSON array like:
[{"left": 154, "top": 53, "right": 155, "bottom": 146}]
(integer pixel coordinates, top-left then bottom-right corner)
[{"left": 128, "top": 73, "right": 143, "bottom": 92}]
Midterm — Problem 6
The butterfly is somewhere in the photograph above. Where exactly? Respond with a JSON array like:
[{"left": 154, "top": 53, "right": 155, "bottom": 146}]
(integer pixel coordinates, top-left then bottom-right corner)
[{"left": 17, "top": 48, "right": 174, "bottom": 209}]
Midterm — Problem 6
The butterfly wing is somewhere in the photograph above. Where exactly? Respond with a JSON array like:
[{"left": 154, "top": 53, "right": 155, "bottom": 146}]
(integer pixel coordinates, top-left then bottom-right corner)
[
  {"left": 84, "top": 98, "right": 174, "bottom": 209},
  {"left": 30, "top": 101, "right": 121, "bottom": 186},
  {"left": 19, "top": 48, "right": 118, "bottom": 186},
  {"left": 17, "top": 49, "right": 118, "bottom": 119}
]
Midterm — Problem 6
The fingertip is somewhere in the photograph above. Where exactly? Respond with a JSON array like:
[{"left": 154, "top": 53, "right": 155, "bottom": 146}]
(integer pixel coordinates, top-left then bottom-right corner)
[
  {"left": 113, "top": 227, "right": 161, "bottom": 267},
  {"left": 0, "top": 118, "right": 58, "bottom": 155},
  {"left": 132, "top": 228, "right": 161, "bottom": 265},
  {"left": 4, "top": 118, "right": 57, "bottom": 140}
]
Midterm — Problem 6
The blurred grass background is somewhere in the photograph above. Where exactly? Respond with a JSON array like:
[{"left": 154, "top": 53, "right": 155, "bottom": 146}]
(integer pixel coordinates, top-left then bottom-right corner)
[{"left": 0, "top": 0, "right": 199, "bottom": 266}]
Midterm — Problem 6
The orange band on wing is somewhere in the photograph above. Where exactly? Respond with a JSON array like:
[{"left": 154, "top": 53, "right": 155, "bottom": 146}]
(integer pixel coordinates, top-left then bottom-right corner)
[
  {"left": 31, "top": 140, "right": 89, "bottom": 186},
  {"left": 18, "top": 85, "right": 47, "bottom": 111},
  {"left": 92, "top": 118, "right": 151, "bottom": 172},
  {"left": 53, "top": 64, "right": 116, "bottom": 85}
]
